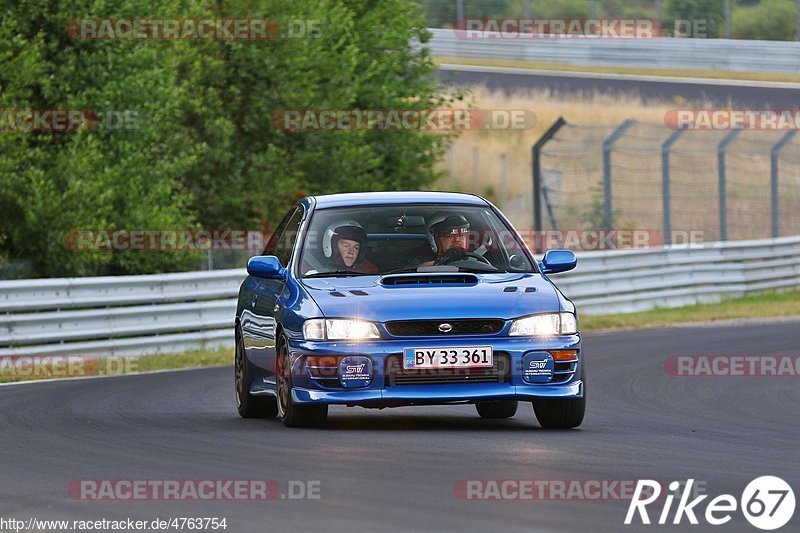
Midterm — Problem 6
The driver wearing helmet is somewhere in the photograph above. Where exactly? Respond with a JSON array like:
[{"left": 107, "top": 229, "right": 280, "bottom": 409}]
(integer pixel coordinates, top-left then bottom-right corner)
[
  {"left": 420, "top": 214, "right": 471, "bottom": 266},
  {"left": 322, "top": 220, "right": 379, "bottom": 274}
]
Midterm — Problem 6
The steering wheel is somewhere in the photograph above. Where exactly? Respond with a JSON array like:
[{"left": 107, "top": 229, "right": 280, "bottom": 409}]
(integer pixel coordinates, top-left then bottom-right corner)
[
  {"left": 464, "top": 252, "right": 492, "bottom": 265},
  {"left": 438, "top": 251, "right": 492, "bottom": 266}
]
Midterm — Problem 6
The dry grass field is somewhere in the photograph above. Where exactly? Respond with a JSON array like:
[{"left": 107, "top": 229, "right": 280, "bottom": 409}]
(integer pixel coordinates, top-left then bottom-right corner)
[{"left": 434, "top": 86, "right": 800, "bottom": 240}]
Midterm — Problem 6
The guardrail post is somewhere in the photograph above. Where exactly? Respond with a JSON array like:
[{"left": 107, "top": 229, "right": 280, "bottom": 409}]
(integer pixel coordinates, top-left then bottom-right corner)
[
  {"left": 603, "top": 119, "right": 635, "bottom": 230},
  {"left": 661, "top": 129, "right": 685, "bottom": 245},
  {"left": 717, "top": 130, "right": 742, "bottom": 241},
  {"left": 531, "top": 117, "right": 566, "bottom": 239},
  {"left": 770, "top": 131, "right": 796, "bottom": 238}
]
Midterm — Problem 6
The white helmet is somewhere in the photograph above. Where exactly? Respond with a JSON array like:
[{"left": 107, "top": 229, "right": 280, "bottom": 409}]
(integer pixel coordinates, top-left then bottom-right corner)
[{"left": 322, "top": 220, "right": 367, "bottom": 260}]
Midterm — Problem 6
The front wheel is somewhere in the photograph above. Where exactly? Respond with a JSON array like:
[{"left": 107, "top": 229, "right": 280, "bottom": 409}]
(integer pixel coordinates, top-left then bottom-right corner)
[
  {"left": 276, "top": 334, "right": 328, "bottom": 428},
  {"left": 476, "top": 400, "right": 518, "bottom": 419},
  {"left": 235, "top": 328, "right": 278, "bottom": 419}
]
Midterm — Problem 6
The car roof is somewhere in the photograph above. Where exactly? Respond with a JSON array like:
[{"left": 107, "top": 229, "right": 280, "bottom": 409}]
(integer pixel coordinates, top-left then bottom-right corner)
[{"left": 307, "top": 191, "right": 489, "bottom": 209}]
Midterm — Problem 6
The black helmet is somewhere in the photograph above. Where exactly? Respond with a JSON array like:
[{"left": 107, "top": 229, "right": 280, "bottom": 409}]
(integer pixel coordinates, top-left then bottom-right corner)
[{"left": 427, "top": 214, "right": 470, "bottom": 254}]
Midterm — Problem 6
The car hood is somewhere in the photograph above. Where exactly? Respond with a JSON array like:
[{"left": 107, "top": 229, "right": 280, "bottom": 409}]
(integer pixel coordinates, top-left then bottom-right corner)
[{"left": 299, "top": 273, "right": 560, "bottom": 322}]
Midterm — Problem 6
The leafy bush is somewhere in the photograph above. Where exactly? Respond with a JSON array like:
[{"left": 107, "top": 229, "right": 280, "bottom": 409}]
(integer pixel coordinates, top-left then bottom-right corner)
[
  {"left": 732, "top": 0, "right": 796, "bottom": 41},
  {"left": 664, "top": 0, "right": 725, "bottom": 37},
  {"left": 0, "top": 0, "right": 460, "bottom": 277}
]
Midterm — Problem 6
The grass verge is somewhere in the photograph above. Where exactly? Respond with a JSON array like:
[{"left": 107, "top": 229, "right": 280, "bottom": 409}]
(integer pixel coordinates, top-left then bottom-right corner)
[
  {"left": 436, "top": 56, "right": 800, "bottom": 84},
  {"left": 0, "top": 347, "right": 231, "bottom": 384},
  {"left": 581, "top": 290, "right": 800, "bottom": 332}
]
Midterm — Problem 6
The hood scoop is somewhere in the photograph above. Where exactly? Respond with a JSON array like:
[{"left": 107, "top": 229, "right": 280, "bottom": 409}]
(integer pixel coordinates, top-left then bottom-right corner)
[{"left": 380, "top": 273, "right": 479, "bottom": 286}]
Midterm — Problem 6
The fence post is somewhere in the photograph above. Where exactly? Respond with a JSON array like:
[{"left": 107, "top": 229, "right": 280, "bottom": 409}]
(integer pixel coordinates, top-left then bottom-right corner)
[
  {"left": 770, "top": 131, "right": 797, "bottom": 238},
  {"left": 446, "top": 146, "right": 454, "bottom": 188},
  {"left": 725, "top": 0, "right": 731, "bottom": 39},
  {"left": 471, "top": 145, "right": 479, "bottom": 192},
  {"left": 717, "top": 130, "right": 741, "bottom": 241},
  {"left": 531, "top": 117, "right": 566, "bottom": 240},
  {"left": 661, "top": 129, "right": 685, "bottom": 245},
  {"left": 603, "top": 119, "right": 635, "bottom": 230}
]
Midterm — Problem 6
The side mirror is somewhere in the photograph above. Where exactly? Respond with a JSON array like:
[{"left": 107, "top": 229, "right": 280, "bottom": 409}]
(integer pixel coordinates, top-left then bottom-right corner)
[
  {"left": 247, "top": 255, "right": 286, "bottom": 280},
  {"left": 540, "top": 249, "right": 577, "bottom": 275}
]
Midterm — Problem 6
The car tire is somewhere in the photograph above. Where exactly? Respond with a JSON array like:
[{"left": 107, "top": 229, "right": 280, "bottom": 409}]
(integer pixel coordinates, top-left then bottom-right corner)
[
  {"left": 276, "top": 334, "right": 328, "bottom": 428},
  {"left": 235, "top": 327, "right": 278, "bottom": 419},
  {"left": 532, "top": 360, "right": 587, "bottom": 429},
  {"left": 475, "top": 400, "right": 518, "bottom": 419},
  {"left": 532, "top": 396, "right": 585, "bottom": 429}
]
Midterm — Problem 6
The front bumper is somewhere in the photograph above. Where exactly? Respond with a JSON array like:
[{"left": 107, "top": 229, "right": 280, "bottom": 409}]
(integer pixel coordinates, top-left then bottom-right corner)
[{"left": 275, "top": 335, "right": 583, "bottom": 407}]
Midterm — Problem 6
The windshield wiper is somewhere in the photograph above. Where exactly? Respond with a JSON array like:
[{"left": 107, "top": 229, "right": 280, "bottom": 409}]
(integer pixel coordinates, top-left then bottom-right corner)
[
  {"left": 381, "top": 266, "right": 512, "bottom": 275},
  {"left": 381, "top": 267, "right": 423, "bottom": 275},
  {"left": 303, "top": 270, "right": 371, "bottom": 278},
  {"left": 456, "top": 267, "right": 509, "bottom": 273}
]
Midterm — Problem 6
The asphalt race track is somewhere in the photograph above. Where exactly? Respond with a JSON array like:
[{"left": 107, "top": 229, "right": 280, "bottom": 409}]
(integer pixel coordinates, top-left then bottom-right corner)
[
  {"left": 438, "top": 64, "right": 800, "bottom": 108},
  {"left": 1, "top": 320, "right": 797, "bottom": 532}
]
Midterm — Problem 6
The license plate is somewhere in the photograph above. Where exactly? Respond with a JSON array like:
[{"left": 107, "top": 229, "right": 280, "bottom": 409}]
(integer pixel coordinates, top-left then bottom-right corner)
[{"left": 403, "top": 346, "right": 493, "bottom": 370}]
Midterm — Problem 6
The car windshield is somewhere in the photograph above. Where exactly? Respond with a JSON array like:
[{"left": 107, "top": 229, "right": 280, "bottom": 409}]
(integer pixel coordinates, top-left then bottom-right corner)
[{"left": 298, "top": 204, "right": 536, "bottom": 277}]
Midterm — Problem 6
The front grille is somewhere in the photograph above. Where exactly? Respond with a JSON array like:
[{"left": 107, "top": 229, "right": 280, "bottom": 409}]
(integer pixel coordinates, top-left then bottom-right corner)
[
  {"left": 385, "top": 353, "right": 511, "bottom": 386},
  {"left": 386, "top": 319, "right": 504, "bottom": 337}
]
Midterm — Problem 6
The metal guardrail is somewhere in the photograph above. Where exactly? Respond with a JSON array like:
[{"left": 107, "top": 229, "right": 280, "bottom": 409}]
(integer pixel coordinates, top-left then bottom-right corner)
[
  {"left": 426, "top": 28, "right": 800, "bottom": 73},
  {"left": 1, "top": 236, "right": 798, "bottom": 357},
  {"left": 0, "top": 270, "right": 244, "bottom": 357},
  {"left": 551, "top": 236, "right": 800, "bottom": 314}
]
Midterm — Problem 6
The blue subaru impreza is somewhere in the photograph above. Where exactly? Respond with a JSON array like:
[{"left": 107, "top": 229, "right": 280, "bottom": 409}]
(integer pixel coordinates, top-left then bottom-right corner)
[{"left": 235, "top": 191, "right": 583, "bottom": 428}]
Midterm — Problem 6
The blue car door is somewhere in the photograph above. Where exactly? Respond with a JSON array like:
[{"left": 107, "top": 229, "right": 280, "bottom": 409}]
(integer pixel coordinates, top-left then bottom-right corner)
[{"left": 242, "top": 205, "right": 304, "bottom": 384}]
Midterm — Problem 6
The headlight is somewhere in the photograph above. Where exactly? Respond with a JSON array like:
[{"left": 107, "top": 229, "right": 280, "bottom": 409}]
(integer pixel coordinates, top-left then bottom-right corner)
[
  {"left": 302, "top": 319, "right": 380, "bottom": 341},
  {"left": 509, "top": 313, "right": 578, "bottom": 336}
]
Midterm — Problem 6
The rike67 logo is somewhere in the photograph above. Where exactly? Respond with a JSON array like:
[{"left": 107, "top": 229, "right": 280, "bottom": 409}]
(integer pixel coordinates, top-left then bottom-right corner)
[{"left": 626, "top": 477, "right": 795, "bottom": 530}]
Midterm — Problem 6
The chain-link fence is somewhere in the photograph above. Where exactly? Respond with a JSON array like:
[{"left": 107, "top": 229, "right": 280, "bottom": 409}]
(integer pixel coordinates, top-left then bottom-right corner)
[{"left": 437, "top": 118, "right": 800, "bottom": 248}]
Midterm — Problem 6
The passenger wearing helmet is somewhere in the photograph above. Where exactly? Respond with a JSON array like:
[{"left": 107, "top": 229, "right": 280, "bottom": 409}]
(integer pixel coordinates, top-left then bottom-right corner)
[
  {"left": 322, "top": 220, "right": 379, "bottom": 274},
  {"left": 419, "top": 214, "right": 471, "bottom": 266}
]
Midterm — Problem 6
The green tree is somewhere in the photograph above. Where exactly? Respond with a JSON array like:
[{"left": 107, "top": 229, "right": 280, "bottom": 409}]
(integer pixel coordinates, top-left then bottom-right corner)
[
  {"left": 0, "top": 0, "right": 204, "bottom": 276},
  {"left": 0, "top": 0, "right": 459, "bottom": 277},
  {"left": 732, "top": 0, "right": 796, "bottom": 40},
  {"left": 178, "top": 0, "right": 461, "bottom": 230},
  {"left": 664, "top": 0, "right": 725, "bottom": 37}
]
